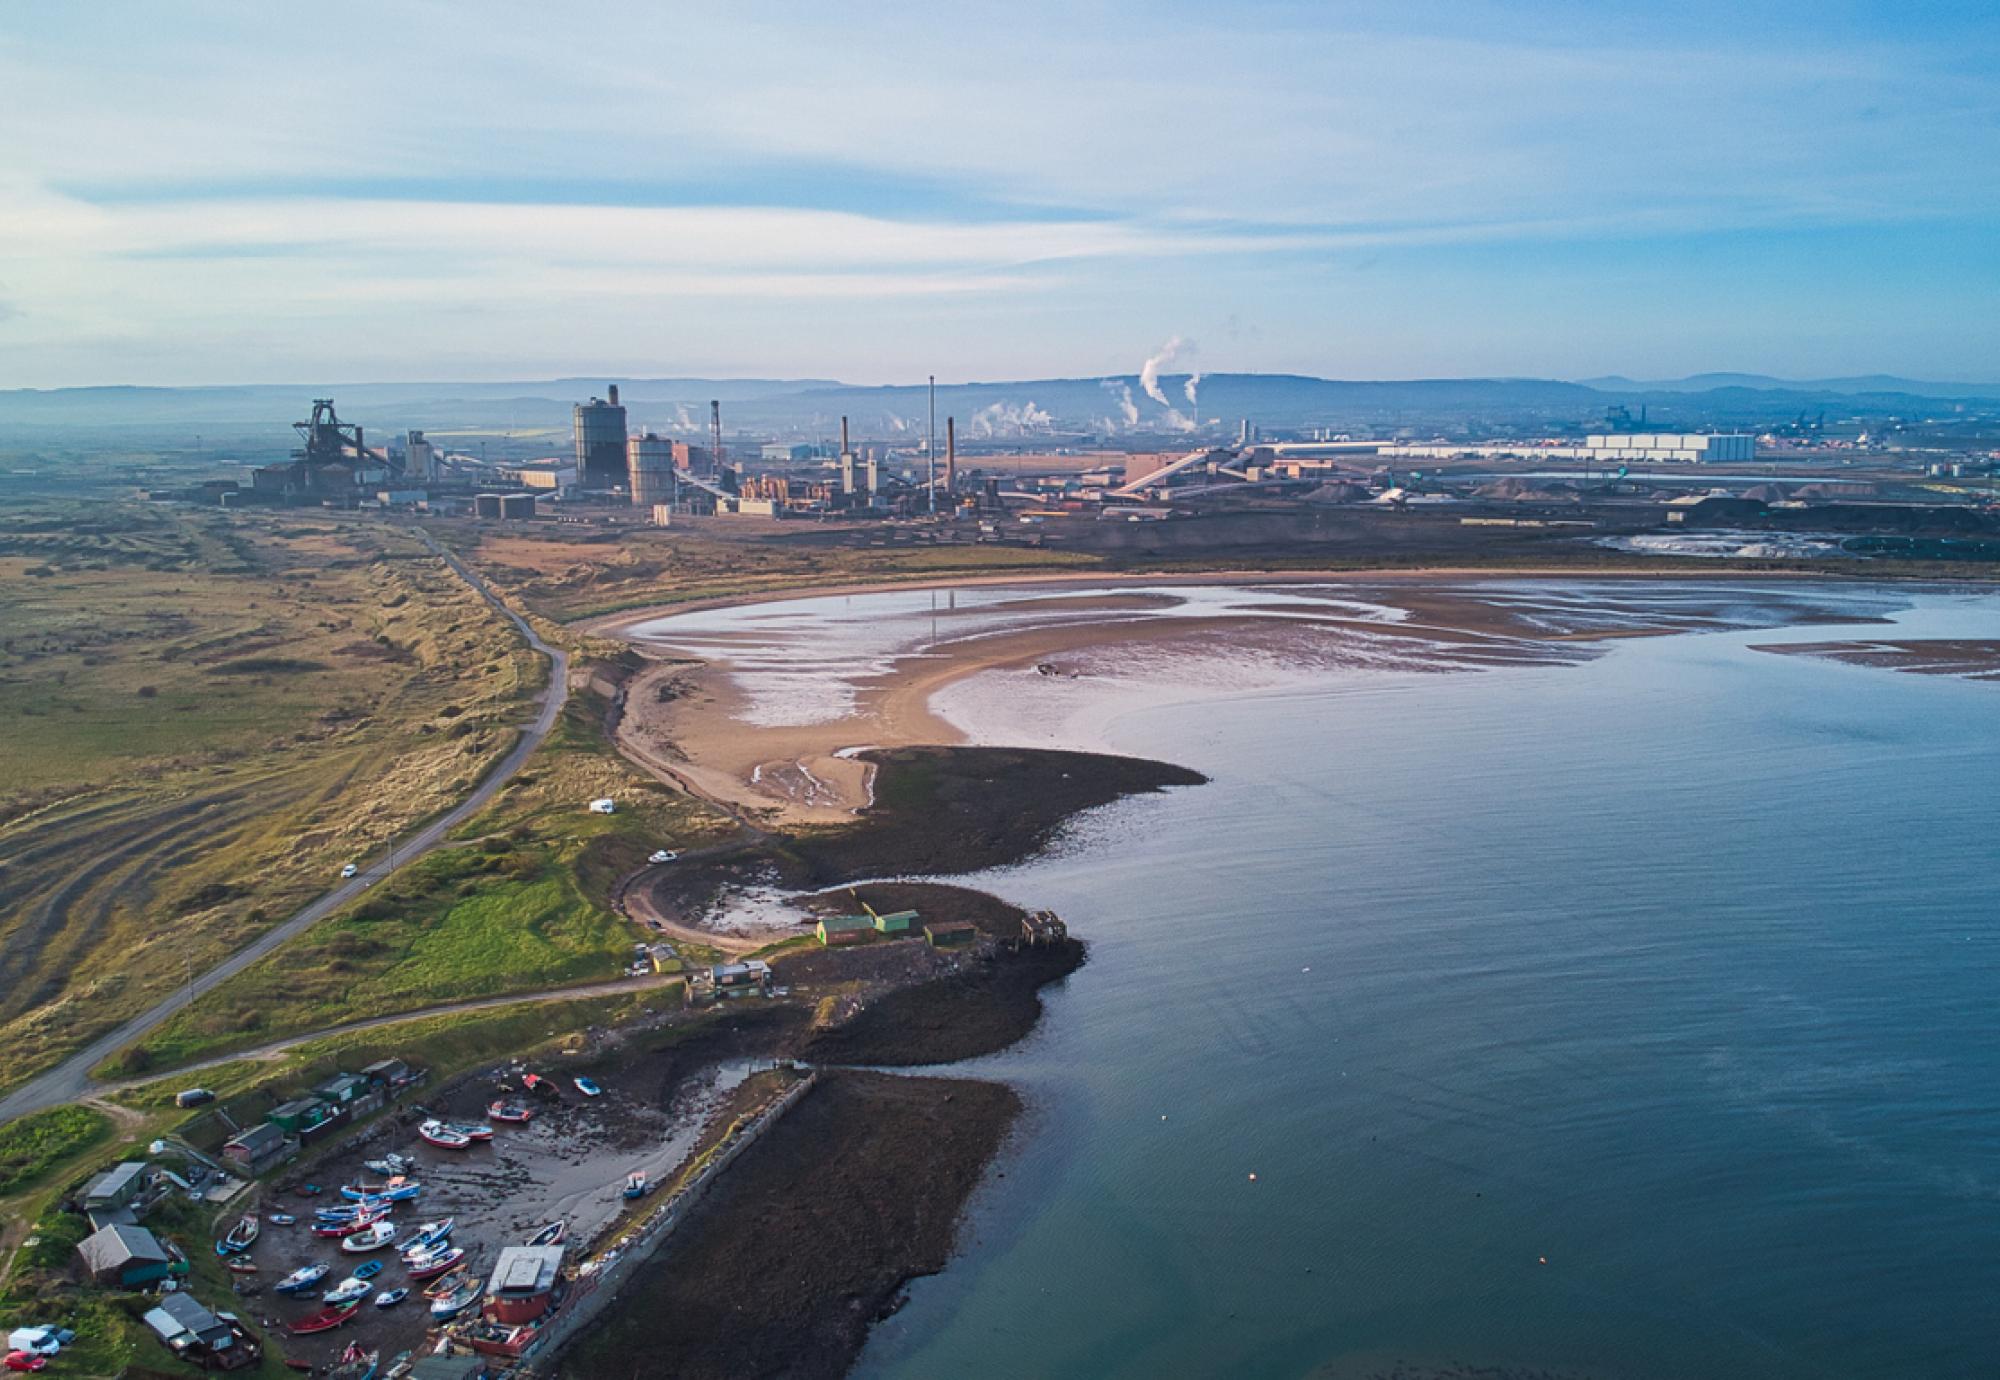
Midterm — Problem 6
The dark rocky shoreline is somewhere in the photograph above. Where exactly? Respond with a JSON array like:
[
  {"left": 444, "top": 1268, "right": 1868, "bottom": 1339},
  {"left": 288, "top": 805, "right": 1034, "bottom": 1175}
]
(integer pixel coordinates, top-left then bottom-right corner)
[{"left": 558, "top": 743, "right": 1203, "bottom": 1378}]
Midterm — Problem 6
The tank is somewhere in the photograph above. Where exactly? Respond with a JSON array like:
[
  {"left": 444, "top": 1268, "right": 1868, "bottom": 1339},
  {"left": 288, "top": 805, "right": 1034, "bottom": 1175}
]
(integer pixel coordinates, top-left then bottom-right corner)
[{"left": 627, "top": 432, "right": 676, "bottom": 507}]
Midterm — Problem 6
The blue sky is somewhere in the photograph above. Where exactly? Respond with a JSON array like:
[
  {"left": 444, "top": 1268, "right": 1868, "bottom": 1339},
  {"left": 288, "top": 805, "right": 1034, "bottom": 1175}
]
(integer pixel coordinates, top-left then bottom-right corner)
[{"left": 1, "top": 0, "right": 1997, "bottom": 387}]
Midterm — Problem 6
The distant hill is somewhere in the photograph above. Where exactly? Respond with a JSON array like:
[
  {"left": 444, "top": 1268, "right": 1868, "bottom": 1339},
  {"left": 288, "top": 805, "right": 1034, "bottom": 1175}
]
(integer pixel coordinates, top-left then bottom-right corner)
[
  {"left": 2, "top": 371, "right": 1991, "bottom": 454},
  {"left": 1582, "top": 373, "right": 2000, "bottom": 401}
]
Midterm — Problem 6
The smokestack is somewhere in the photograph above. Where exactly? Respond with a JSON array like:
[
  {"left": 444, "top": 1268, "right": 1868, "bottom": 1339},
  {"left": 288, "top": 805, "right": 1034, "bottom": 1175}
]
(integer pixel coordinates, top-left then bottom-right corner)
[
  {"left": 841, "top": 415, "right": 850, "bottom": 454},
  {"left": 946, "top": 416, "right": 956, "bottom": 499},
  {"left": 608, "top": 384, "right": 619, "bottom": 407}
]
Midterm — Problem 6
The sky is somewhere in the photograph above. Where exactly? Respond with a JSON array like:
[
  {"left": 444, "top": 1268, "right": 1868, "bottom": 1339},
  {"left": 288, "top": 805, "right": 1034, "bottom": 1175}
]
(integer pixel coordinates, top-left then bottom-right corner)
[{"left": 2, "top": 0, "right": 1998, "bottom": 388}]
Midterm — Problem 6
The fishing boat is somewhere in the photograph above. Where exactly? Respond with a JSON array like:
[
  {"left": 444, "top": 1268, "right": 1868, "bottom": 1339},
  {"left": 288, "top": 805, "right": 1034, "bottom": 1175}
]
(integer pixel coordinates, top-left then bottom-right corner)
[
  {"left": 323, "top": 1276, "right": 372, "bottom": 1307},
  {"left": 467, "top": 1319, "right": 547, "bottom": 1359},
  {"left": 274, "top": 1263, "right": 330, "bottom": 1294},
  {"left": 405, "top": 1246, "right": 467, "bottom": 1280},
  {"left": 488, "top": 1100, "right": 534, "bottom": 1124},
  {"left": 523, "top": 1220, "right": 566, "bottom": 1248},
  {"left": 351, "top": 1259, "right": 384, "bottom": 1281},
  {"left": 417, "top": 1119, "right": 472, "bottom": 1150},
  {"left": 313, "top": 1212, "right": 386, "bottom": 1239},
  {"left": 340, "top": 1220, "right": 398, "bottom": 1253},
  {"left": 373, "top": 1288, "right": 408, "bottom": 1309},
  {"left": 521, "top": 1072, "right": 558, "bottom": 1099},
  {"left": 397, "top": 1218, "right": 453, "bottom": 1254},
  {"left": 362, "top": 1152, "right": 414, "bottom": 1176},
  {"left": 268, "top": 1212, "right": 297, "bottom": 1226},
  {"left": 428, "top": 1277, "right": 483, "bottom": 1321},
  {"left": 622, "top": 1171, "right": 650, "bottom": 1200},
  {"left": 447, "top": 1121, "right": 494, "bottom": 1142},
  {"left": 421, "top": 1265, "right": 469, "bottom": 1299},
  {"left": 224, "top": 1257, "right": 259, "bottom": 1275},
  {"left": 340, "top": 1179, "right": 420, "bottom": 1203},
  {"left": 573, "top": 1076, "right": 603, "bottom": 1097},
  {"left": 288, "top": 1300, "right": 361, "bottom": 1334},
  {"left": 216, "top": 1213, "right": 259, "bottom": 1255},
  {"left": 313, "top": 1203, "right": 382, "bottom": 1224}
]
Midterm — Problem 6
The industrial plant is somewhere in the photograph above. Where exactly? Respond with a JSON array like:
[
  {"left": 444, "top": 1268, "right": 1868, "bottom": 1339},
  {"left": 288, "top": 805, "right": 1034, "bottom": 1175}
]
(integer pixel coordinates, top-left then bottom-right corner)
[{"left": 138, "top": 376, "right": 1997, "bottom": 561}]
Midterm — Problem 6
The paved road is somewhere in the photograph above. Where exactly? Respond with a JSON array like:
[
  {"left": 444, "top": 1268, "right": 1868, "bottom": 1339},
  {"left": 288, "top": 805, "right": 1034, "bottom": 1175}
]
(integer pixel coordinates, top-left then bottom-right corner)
[
  {"left": 90, "top": 971, "right": 683, "bottom": 1096},
  {"left": 0, "top": 532, "right": 569, "bottom": 1127}
]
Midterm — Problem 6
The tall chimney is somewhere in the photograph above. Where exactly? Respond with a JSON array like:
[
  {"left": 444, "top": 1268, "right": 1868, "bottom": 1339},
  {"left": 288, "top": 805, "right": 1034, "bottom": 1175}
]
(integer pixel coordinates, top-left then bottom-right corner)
[
  {"left": 945, "top": 417, "right": 956, "bottom": 499},
  {"left": 841, "top": 416, "right": 850, "bottom": 453},
  {"left": 608, "top": 384, "right": 619, "bottom": 407}
]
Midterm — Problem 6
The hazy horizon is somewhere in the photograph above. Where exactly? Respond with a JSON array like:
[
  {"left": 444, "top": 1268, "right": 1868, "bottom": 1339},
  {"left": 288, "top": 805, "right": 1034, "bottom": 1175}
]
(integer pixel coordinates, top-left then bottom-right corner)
[{"left": 4, "top": 1, "right": 1998, "bottom": 388}]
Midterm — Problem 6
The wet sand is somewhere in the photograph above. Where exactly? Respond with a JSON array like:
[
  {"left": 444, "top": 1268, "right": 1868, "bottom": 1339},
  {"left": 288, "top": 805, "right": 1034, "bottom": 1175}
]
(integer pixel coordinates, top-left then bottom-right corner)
[
  {"left": 1752, "top": 637, "right": 2000, "bottom": 681},
  {"left": 607, "top": 577, "right": 1907, "bottom": 825}
]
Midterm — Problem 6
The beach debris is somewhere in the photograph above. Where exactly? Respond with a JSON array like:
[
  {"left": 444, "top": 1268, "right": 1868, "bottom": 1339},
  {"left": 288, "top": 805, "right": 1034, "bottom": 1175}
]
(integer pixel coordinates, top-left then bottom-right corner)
[{"left": 1248, "top": 1173, "right": 1258, "bottom": 1182}]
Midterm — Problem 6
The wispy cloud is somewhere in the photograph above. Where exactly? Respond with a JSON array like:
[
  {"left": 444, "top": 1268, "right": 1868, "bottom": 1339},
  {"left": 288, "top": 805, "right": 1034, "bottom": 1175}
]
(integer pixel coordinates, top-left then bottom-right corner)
[{"left": 1, "top": 0, "right": 1997, "bottom": 384}]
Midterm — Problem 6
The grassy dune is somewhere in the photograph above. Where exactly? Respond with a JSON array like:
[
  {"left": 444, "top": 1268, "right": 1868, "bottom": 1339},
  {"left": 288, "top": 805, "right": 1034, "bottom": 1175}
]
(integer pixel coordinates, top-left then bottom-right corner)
[
  {"left": 0, "top": 500, "right": 539, "bottom": 1089},
  {"left": 109, "top": 680, "right": 731, "bottom": 1075},
  {"left": 452, "top": 518, "right": 1097, "bottom": 622}
]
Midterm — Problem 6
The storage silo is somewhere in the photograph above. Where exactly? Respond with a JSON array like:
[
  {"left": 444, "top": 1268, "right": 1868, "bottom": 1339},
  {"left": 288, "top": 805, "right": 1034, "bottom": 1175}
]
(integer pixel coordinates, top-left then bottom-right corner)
[{"left": 628, "top": 432, "right": 676, "bottom": 507}]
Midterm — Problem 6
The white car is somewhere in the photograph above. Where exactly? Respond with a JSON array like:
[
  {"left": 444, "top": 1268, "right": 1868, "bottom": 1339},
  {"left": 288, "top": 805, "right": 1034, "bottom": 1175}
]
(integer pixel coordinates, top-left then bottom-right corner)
[
  {"left": 340, "top": 863, "right": 359, "bottom": 879},
  {"left": 648, "top": 850, "right": 678, "bottom": 864}
]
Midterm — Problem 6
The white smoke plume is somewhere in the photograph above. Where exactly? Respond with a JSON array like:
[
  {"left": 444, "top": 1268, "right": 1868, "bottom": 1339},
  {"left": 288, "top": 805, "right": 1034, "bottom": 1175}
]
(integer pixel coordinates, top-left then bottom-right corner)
[
  {"left": 673, "top": 404, "right": 695, "bottom": 431},
  {"left": 1139, "top": 336, "right": 1183, "bottom": 408},
  {"left": 1138, "top": 337, "right": 1201, "bottom": 431},
  {"left": 969, "top": 400, "right": 1054, "bottom": 438},
  {"left": 1183, "top": 371, "right": 1202, "bottom": 413},
  {"left": 1099, "top": 378, "right": 1140, "bottom": 428}
]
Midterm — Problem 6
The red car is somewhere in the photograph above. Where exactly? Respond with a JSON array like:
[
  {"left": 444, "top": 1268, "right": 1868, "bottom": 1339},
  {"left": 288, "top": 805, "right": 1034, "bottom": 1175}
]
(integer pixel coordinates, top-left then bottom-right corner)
[{"left": 6, "top": 1351, "right": 49, "bottom": 1373}]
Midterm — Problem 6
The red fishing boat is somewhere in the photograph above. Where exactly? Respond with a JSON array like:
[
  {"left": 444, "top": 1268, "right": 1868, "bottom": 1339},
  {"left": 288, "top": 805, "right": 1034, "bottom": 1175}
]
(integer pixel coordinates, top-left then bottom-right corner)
[{"left": 287, "top": 1301, "right": 361, "bottom": 1335}]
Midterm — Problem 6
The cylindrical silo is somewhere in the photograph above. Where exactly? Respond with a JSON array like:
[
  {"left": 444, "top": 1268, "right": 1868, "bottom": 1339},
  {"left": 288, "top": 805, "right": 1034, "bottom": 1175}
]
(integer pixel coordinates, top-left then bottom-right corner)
[{"left": 628, "top": 432, "right": 676, "bottom": 507}]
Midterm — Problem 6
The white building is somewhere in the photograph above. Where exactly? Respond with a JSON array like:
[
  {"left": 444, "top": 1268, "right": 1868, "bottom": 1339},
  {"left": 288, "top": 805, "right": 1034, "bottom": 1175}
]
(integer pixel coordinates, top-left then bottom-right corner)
[
  {"left": 500, "top": 461, "right": 579, "bottom": 492},
  {"left": 1580, "top": 433, "right": 1756, "bottom": 464}
]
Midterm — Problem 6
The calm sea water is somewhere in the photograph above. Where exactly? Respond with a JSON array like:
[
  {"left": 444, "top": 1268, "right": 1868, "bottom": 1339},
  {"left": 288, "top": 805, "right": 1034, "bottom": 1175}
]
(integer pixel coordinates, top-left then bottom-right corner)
[{"left": 828, "top": 585, "right": 2000, "bottom": 1380}]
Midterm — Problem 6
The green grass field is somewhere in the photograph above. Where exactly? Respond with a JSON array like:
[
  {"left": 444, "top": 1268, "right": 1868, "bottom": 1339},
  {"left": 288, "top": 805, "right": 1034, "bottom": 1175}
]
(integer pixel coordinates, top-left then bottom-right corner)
[{"left": 0, "top": 1105, "right": 112, "bottom": 1197}]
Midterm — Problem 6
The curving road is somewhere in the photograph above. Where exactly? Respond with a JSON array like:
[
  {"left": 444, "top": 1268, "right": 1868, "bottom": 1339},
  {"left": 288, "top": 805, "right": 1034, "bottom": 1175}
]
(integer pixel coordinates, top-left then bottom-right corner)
[{"left": 0, "top": 531, "right": 569, "bottom": 1128}]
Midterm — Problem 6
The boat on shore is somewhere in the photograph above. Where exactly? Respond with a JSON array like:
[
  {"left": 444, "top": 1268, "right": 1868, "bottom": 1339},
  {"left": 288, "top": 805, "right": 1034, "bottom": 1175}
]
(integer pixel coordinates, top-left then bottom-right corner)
[
  {"left": 313, "top": 1211, "right": 387, "bottom": 1239},
  {"left": 289, "top": 1300, "right": 361, "bottom": 1334},
  {"left": 323, "top": 1277, "right": 371, "bottom": 1307},
  {"left": 275, "top": 1263, "right": 329, "bottom": 1294},
  {"left": 224, "top": 1257, "right": 258, "bottom": 1275},
  {"left": 622, "top": 1171, "right": 650, "bottom": 1200},
  {"left": 352, "top": 1259, "right": 383, "bottom": 1281},
  {"left": 421, "top": 1266, "right": 469, "bottom": 1299},
  {"left": 488, "top": 1100, "right": 533, "bottom": 1124},
  {"left": 362, "top": 1153, "right": 414, "bottom": 1176},
  {"left": 428, "top": 1278, "right": 482, "bottom": 1321},
  {"left": 373, "top": 1288, "right": 407, "bottom": 1309},
  {"left": 340, "top": 1178, "right": 421, "bottom": 1203},
  {"left": 449, "top": 1121, "right": 495, "bottom": 1142},
  {"left": 417, "top": 1120, "right": 472, "bottom": 1150},
  {"left": 523, "top": 1220, "right": 566, "bottom": 1247},
  {"left": 573, "top": 1076, "right": 603, "bottom": 1098},
  {"left": 339, "top": 1221, "right": 398, "bottom": 1253},
  {"left": 466, "top": 1318, "right": 550, "bottom": 1359},
  {"left": 397, "top": 1218, "right": 453, "bottom": 1254},
  {"left": 216, "top": 1213, "right": 258, "bottom": 1255},
  {"left": 406, "top": 1246, "right": 467, "bottom": 1280},
  {"left": 268, "top": 1212, "right": 297, "bottom": 1226}
]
